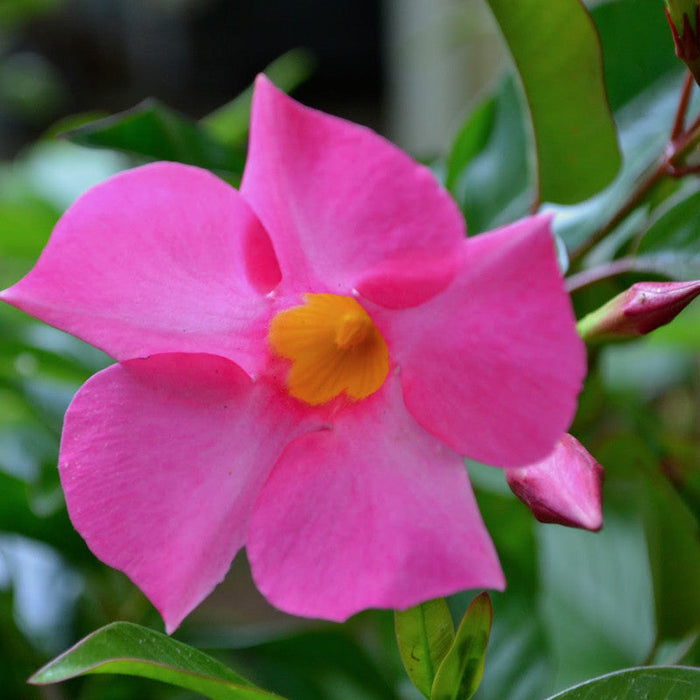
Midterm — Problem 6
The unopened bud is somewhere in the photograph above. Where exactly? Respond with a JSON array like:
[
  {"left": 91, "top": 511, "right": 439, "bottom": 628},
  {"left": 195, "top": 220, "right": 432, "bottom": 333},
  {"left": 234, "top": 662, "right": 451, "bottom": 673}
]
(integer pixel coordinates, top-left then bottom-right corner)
[
  {"left": 506, "top": 434, "right": 604, "bottom": 531},
  {"left": 577, "top": 280, "right": 700, "bottom": 342},
  {"left": 665, "top": 1, "right": 700, "bottom": 84}
]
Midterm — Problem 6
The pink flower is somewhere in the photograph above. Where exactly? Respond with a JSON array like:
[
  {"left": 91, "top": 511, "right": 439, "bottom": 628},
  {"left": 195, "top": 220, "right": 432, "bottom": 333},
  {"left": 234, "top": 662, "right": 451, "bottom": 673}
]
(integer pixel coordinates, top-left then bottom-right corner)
[
  {"left": 506, "top": 434, "right": 604, "bottom": 531},
  {"left": 1, "top": 77, "right": 585, "bottom": 632}
]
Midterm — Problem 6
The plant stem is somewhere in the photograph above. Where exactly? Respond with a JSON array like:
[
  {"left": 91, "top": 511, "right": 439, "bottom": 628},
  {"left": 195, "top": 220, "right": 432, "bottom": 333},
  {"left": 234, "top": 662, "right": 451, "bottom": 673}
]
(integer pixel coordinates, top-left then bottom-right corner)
[
  {"left": 569, "top": 159, "right": 666, "bottom": 264},
  {"left": 671, "top": 70, "right": 694, "bottom": 139},
  {"left": 566, "top": 257, "right": 639, "bottom": 293},
  {"left": 570, "top": 73, "right": 700, "bottom": 266}
]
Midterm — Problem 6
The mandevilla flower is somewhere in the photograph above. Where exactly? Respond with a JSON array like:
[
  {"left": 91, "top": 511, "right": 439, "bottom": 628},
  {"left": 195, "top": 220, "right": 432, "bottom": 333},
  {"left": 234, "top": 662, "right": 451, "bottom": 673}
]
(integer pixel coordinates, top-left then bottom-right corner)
[
  {"left": 1, "top": 77, "right": 586, "bottom": 632},
  {"left": 506, "top": 434, "right": 604, "bottom": 532}
]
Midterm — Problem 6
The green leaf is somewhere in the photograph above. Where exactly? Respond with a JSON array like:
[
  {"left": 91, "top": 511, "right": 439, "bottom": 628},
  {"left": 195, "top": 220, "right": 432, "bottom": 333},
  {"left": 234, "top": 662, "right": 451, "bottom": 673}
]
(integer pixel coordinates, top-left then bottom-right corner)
[
  {"left": 395, "top": 598, "right": 455, "bottom": 698},
  {"left": 637, "top": 449, "right": 700, "bottom": 640},
  {"left": 0, "top": 0, "right": 63, "bottom": 25},
  {"left": 0, "top": 198, "right": 57, "bottom": 258},
  {"left": 201, "top": 48, "right": 315, "bottom": 146},
  {"left": 29, "top": 622, "right": 282, "bottom": 700},
  {"left": 594, "top": 0, "right": 681, "bottom": 111},
  {"left": 545, "top": 666, "right": 700, "bottom": 699},
  {"left": 635, "top": 189, "right": 700, "bottom": 279},
  {"left": 431, "top": 593, "right": 492, "bottom": 700},
  {"left": 536, "top": 495, "right": 656, "bottom": 689},
  {"left": 61, "top": 99, "right": 245, "bottom": 176},
  {"left": 552, "top": 70, "right": 692, "bottom": 255},
  {"left": 451, "top": 75, "right": 531, "bottom": 235},
  {"left": 465, "top": 485, "right": 552, "bottom": 700},
  {"left": 445, "top": 98, "right": 496, "bottom": 195},
  {"left": 485, "top": 0, "right": 621, "bottom": 204},
  {"left": 224, "top": 623, "right": 398, "bottom": 700}
]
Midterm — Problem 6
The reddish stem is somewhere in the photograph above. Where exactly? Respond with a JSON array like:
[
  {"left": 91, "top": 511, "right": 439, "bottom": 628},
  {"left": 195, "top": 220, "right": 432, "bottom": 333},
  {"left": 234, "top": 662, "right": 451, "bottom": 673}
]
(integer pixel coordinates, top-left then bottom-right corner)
[
  {"left": 570, "top": 74, "right": 700, "bottom": 264},
  {"left": 566, "top": 258, "right": 638, "bottom": 293},
  {"left": 671, "top": 71, "right": 694, "bottom": 139}
]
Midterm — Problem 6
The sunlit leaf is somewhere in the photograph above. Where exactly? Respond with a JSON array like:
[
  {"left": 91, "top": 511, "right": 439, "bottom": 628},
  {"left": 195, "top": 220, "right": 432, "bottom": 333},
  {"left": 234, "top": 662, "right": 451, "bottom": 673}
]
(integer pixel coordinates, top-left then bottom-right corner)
[
  {"left": 431, "top": 593, "right": 492, "bottom": 700},
  {"left": 485, "top": 0, "right": 621, "bottom": 204},
  {"left": 29, "top": 622, "right": 281, "bottom": 699},
  {"left": 545, "top": 666, "right": 700, "bottom": 699},
  {"left": 395, "top": 598, "right": 455, "bottom": 698}
]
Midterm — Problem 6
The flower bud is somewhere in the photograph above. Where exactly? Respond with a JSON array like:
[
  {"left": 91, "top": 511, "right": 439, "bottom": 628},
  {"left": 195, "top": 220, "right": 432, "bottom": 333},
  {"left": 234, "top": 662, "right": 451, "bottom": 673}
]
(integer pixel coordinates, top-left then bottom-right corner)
[
  {"left": 506, "top": 434, "right": 604, "bottom": 531},
  {"left": 577, "top": 280, "right": 700, "bottom": 342},
  {"left": 665, "top": 1, "right": 700, "bottom": 84}
]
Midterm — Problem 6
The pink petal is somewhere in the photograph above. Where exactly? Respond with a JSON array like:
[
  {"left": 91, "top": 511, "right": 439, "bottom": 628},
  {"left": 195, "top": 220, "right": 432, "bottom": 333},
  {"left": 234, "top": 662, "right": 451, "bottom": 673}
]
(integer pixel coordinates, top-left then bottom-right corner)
[
  {"left": 247, "top": 375, "right": 504, "bottom": 621},
  {"left": 59, "top": 353, "right": 314, "bottom": 633},
  {"left": 2, "top": 162, "right": 279, "bottom": 376},
  {"left": 355, "top": 251, "right": 462, "bottom": 310},
  {"left": 371, "top": 215, "right": 585, "bottom": 468},
  {"left": 506, "top": 434, "right": 604, "bottom": 531},
  {"left": 241, "top": 76, "right": 465, "bottom": 294}
]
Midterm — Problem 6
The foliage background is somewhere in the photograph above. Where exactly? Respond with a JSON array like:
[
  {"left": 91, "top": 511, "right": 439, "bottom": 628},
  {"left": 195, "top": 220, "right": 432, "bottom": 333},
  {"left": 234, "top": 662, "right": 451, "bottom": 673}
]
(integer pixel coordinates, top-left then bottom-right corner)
[{"left": 1, "top": 0, "right": 700, "bottom": 698}]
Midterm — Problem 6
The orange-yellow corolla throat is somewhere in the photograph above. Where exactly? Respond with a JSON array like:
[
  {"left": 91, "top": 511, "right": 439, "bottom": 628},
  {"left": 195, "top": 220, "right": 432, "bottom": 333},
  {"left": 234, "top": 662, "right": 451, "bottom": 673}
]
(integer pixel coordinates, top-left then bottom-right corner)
[
  {"left": 335, "top": 311, "right": 373, "bottom": 349},
  {"left": 269, "top": 293, "right": 390, "bottom": 406}
]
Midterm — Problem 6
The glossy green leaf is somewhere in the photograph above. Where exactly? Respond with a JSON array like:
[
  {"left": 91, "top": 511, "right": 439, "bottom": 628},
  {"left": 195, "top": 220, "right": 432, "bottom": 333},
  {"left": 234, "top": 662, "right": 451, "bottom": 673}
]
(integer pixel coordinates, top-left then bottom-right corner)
[
  {"left": 61, "top": 100, "right": 245, "bottom": 176},
  {"left": 29, "top": 622, "right": 281, "bottom": 699},
  {"left": 395, "top": 598, "right": 455, "bottom": 698},
  {"left": 202, "top": 48, "right": 315, "bottom": 147},
  {"left": 594, "top": 0, "right": 680, "bottom": 110},
  {"left": 485, "top": 0, "right": 621, "bottom": 204},
  {"left": 431, "top": 593, "right": 492, "bottom": 700},
  {"left": 545, "top": 666, "right": 700, "bottom": 699}
]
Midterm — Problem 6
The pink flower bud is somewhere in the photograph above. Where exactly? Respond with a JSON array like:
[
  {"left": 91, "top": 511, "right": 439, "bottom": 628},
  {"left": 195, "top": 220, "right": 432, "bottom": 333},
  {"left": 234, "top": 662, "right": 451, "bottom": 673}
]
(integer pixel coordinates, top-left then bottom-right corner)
[
  {"left": 577, "top": 280, "right": 700, "bottom": 342},
  {"left": 665, "top": 1, "right": 700, "bottom": 84},
  {"left": 506, "top": 434, "right": 604, "bottom": 531}
]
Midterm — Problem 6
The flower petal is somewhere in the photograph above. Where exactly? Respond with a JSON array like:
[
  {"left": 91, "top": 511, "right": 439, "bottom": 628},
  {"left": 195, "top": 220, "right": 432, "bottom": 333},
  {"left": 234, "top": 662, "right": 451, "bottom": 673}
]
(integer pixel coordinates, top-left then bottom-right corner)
[
  {"left": 506, "top": 434, "right": 604, "bottom": 531},
  {"left": 373, "top": 215, "right": 585, "bottom": 467},
  {"left": 247, "top": 375, "right": 504, "bottom": 621},
  {"left": 59, "top": 353, "right": 314, "bottom": 633},
  {"left": 241, "top": 75, "right": 465, "bottom": 293},
  {"left": 2, "top": 162, "right": 279, "bottom": 375}
]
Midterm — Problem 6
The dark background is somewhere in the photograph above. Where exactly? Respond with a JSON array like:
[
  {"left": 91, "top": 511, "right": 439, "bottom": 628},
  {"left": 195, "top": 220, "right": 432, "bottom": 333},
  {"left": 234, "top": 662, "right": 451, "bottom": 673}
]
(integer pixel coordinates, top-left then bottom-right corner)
[{"left": 1, "top": 0, "right": 383, "bottom": 158}]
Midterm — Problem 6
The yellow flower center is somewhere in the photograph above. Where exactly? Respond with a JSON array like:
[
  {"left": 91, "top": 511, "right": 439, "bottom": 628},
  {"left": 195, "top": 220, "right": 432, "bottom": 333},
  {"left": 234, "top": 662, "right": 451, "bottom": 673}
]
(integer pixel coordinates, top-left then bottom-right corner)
[{"left": 269, "top": 293, "right": 390, "bottom": 405}]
